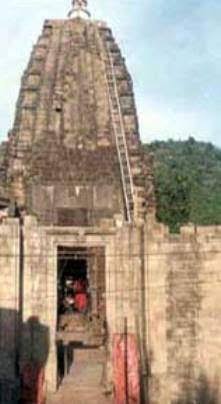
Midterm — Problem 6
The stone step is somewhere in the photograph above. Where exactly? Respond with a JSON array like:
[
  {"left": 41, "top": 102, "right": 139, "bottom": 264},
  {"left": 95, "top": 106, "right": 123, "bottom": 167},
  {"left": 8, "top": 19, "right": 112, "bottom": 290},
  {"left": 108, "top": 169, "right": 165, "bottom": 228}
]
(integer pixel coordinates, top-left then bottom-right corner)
[{"left": 47, "top": 346, "right": 111, "bottom": 404}]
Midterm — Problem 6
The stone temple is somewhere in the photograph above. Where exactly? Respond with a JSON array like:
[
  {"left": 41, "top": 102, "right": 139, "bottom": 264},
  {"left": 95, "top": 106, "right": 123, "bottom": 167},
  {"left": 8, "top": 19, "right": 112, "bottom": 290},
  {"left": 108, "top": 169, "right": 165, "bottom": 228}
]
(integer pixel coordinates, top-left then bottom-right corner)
[{"left": 0, "top": 1, "right": 221, "bottom": 403}]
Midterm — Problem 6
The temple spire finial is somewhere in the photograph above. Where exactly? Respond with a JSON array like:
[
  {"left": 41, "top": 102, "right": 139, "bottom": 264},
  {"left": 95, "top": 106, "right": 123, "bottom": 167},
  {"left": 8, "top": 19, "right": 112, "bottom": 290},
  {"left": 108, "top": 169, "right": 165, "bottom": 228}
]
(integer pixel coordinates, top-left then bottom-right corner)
[{"left": 68, "top": 0, "right": 91, "bottom": 18}]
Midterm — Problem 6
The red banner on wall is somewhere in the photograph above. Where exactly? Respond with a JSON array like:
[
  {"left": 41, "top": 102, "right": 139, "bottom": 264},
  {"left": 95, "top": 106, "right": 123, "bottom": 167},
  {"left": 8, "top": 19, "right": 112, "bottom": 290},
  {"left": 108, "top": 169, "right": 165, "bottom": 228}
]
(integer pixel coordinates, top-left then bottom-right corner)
[{"left": 113, "top": 333, "right": 140, "bottom": 404}]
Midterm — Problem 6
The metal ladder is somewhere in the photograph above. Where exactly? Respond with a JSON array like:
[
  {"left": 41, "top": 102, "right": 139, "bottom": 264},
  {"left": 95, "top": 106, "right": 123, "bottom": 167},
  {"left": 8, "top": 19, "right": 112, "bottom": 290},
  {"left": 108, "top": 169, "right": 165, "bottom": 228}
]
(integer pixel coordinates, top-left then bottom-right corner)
[{"left": 99, "top": 33, "right": 134, "bottom": 223}]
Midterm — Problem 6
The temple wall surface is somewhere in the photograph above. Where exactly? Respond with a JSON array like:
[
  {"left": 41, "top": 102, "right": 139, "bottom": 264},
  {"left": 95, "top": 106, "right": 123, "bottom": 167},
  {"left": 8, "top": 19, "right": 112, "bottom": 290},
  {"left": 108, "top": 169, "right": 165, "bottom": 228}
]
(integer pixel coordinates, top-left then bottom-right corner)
[
  {"left": 0, "top": 216, "right": 221, "bottom": 401},
  {"left": 146, "top": 217, "right": 221, "bottom": 404},
  {"left": 0, "top": 219, "right": 20, "bottom": 401},
  {"left": 22, "top": 217, "right": 142, "bottom": 393}
]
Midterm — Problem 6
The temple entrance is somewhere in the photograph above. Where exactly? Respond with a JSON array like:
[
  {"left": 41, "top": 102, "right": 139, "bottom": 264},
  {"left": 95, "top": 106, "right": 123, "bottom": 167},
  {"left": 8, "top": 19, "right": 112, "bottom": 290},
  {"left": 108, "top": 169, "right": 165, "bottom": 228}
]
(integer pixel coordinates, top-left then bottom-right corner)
[
  {"left": 56, "top": 246, "right": 107, "bottom": 386},
  {"left": 57, "top": 247, "right": 89, "bottom": 319}
]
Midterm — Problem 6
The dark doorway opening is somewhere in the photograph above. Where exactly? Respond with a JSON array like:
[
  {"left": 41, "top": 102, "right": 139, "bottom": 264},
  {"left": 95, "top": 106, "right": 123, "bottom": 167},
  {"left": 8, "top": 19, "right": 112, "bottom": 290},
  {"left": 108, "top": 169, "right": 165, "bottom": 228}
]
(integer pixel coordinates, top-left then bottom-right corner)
[
  {"left": 57, "top": 247, "right": 89, "bottom": 319},
  {"left": 56, "top": 246, "right": 106, "bottom": 386}
]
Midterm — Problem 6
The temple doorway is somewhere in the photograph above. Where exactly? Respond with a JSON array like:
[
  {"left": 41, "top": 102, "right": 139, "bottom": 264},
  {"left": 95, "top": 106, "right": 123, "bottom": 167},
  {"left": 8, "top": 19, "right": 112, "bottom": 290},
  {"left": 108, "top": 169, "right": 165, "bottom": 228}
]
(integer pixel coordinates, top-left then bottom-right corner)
[
  {"left": 56, "top": 246, "right": 106, "bottom": 385},
  {"left": 57, "top": 247, "right": 89, "bottom": 318}
]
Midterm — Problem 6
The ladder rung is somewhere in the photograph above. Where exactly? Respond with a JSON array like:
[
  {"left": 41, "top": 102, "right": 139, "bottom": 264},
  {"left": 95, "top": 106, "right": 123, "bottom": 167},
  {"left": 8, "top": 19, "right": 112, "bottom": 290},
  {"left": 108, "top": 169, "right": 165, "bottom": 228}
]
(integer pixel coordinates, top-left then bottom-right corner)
[
  {"left": 111, "top": 101, "right": 118, "bottom": 107},
  {"left": 126, "top": 192, "right": 133, "bottom": 199},
  {"left": 119, "top": 147, "right": 126, "bottom": 157},
  {"left": 125, "top": 186, "right": 132, "bottom": 190},
  {"left": 117, "top": 136, "right": 124, "bottom": 140},
  {"left": 118, "top": 146, "right": 126, "bottom": 152},
  {"left": 116, "top": 132, "right": 124, "bottom": 137}
]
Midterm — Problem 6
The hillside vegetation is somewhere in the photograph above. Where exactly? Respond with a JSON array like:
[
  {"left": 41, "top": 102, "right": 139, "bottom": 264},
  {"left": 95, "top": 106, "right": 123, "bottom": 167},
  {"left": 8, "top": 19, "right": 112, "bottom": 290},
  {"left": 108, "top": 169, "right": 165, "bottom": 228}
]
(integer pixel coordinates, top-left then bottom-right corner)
[{"left": 144, "top": 137, "right": 221, "bottom": 232}]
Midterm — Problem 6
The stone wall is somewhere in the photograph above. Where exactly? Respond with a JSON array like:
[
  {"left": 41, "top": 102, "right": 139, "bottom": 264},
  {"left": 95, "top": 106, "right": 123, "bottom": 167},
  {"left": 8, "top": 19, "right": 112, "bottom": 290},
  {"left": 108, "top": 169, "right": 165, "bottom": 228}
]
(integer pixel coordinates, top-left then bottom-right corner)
[
  {"left": 145, "top": 217, "right": 221, "bottom": 404},
  {"left": 0, "top": 219, "right": 20, "bottom": 386},
  {"left": 21, "top": 216, "right": 143, "bottom": 392},
  {"left": 0, "top": 141, "right": 8, "bottom": 203},
  {"left": 0, "top": 215, "right": 221, "bottom": 401}
]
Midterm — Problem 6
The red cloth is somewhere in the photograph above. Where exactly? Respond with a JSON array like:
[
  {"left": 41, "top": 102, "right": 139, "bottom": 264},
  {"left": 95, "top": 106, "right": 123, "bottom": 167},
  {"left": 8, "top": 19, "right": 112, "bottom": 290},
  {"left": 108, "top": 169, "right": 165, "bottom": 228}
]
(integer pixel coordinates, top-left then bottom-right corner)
[
  {"left": 75, "top": 293, "right": 88, "bottom": 311},
  {"left": 113, "top": 334, "right": 140, "bottom": 404},
  {"left": 21, "top": 363, "right": 46, "bottom": 404}
]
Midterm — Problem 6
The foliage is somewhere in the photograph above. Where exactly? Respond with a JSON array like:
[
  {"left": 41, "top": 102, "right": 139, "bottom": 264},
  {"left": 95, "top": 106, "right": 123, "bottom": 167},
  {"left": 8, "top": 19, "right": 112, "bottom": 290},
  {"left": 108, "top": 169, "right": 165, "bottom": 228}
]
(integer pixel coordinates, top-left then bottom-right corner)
[{"left": 144, "top": 137, "right": 221, "bottom": 232}]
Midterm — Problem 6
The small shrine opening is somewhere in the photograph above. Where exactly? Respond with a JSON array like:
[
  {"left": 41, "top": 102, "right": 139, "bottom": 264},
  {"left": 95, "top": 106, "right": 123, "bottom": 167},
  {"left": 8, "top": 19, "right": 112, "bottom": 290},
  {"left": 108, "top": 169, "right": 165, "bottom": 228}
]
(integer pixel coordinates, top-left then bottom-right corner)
[{"left": 57, "top": 246, "right": 89, "bottom": 321}]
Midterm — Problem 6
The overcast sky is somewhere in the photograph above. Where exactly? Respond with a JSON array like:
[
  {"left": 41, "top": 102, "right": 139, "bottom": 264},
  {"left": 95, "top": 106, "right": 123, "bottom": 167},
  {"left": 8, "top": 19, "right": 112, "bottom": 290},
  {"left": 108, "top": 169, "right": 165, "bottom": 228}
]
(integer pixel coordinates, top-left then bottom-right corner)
[{"left": 0, "top": 0, "right": 220, "bottom": 146}]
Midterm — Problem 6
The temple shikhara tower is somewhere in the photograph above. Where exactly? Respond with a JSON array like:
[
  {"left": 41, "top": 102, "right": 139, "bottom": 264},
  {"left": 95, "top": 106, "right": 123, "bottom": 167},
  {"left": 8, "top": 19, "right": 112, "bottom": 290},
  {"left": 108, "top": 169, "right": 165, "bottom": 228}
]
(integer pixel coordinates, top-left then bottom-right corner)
[
  {"left": 0, "top": 1, "right": 221, "bottom": 403},
  {"left": 5, "top": 0, "right": 154, "bottom": 224}
]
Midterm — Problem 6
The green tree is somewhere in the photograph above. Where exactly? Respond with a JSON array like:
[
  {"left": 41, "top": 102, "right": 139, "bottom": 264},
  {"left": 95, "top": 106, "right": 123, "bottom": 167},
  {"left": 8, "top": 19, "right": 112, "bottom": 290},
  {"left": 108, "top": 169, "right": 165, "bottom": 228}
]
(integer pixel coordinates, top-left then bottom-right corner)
[{"left": 144, "top": 138, "right": 221, "bottom": 232}]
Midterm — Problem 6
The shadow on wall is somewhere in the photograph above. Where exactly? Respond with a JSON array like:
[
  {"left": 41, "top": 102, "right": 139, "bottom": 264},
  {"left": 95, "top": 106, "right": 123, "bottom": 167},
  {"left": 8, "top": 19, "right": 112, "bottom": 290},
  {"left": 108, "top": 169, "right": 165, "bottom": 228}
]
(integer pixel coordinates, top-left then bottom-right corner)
[
  {"left": 0, "top": 308, "right": 49, "bottom": 404},
  {"left": 175, "top": 373, "right": 220, "bottom": 404}
]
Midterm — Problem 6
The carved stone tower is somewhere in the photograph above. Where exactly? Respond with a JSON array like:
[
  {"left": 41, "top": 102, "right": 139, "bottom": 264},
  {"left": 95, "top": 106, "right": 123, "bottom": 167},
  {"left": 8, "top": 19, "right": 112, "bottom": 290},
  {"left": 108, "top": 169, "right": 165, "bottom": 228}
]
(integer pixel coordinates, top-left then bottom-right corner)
[{"left": 5, "top": 1, "right": 154, "bottom": 226}]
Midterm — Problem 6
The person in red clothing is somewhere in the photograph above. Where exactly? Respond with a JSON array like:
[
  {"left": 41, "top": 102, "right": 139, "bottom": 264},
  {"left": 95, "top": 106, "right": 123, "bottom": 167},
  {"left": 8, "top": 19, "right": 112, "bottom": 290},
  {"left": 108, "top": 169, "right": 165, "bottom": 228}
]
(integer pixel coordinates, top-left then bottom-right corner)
[
  {"left": 74, "top": 278, "right": 88, "bottom": 313},
  {"left": 75, "top": 292, "right": 88, "bottom": 313}
]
